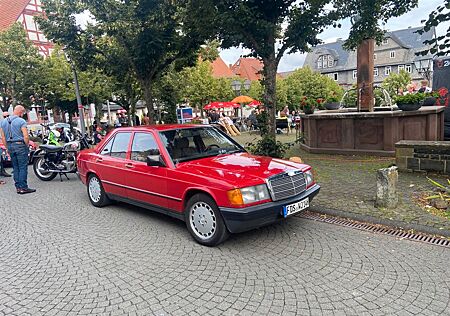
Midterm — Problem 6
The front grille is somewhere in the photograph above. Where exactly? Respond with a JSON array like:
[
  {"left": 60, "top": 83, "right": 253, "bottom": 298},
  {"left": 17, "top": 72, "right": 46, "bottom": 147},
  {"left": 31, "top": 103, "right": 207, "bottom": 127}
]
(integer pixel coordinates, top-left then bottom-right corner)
[{"left": 268, "top": 171, "right": 306, "bottom": 201}]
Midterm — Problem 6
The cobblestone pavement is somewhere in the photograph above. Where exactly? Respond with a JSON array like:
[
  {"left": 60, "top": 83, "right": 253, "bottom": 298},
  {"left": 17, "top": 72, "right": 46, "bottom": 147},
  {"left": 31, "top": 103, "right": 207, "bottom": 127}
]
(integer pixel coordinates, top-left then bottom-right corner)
[
  {"left": 234, "top": 133, "right": 450, "bottom": 235},
  {"left": 0, "top": 172, "right": 449, "bottom": 315}
]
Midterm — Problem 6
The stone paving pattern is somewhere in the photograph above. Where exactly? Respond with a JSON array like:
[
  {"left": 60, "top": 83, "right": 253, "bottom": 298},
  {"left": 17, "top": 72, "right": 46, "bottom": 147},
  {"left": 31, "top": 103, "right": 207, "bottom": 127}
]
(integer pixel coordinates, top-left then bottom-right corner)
[
  {"left": 0, "top": 172, "right": 449, "bottom": 315},
  {"left": 235, "top": 133, "right": 450, "bottom": 234}
]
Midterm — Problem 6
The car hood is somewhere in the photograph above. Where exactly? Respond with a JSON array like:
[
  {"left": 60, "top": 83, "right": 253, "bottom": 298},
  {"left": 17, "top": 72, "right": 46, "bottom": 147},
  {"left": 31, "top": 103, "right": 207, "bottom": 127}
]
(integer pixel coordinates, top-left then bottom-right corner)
[{"left": 176, "top": 153, "right": 310, "bottom": 187}]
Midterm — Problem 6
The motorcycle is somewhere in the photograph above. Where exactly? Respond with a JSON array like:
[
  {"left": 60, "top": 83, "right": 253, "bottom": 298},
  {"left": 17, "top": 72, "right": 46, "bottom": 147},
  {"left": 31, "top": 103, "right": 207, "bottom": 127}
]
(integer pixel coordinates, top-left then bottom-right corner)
[{"left": 32, "top": 136, "right": 90, "bottom": 181}]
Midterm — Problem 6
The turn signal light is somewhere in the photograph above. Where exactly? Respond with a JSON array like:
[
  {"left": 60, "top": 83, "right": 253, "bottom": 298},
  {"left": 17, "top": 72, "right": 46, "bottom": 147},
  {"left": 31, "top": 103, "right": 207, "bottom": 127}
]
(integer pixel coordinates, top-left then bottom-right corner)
[{"left": 227, "top": 189, "right": 244, "bottom": 206}]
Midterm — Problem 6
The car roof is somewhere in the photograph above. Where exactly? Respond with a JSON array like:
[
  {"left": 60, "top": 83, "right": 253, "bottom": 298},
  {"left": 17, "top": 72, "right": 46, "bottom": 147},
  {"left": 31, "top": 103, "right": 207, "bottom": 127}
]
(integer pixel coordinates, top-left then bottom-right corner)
[{"left": 114, "top": 124, "right": 210, "bottom": 132}]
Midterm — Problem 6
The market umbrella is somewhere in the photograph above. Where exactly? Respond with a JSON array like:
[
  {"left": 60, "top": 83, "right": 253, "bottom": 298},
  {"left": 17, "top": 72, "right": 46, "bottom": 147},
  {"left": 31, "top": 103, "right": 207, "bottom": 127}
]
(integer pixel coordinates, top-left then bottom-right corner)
[
  {"left": 247, "top": 100, "right": 261, "bottom": 107},
  {"left": 231, "top": 95, "right": 254, "bottom": 103},
  {"left": 204, "top": 101, "right": 239, "bottom": 109}
]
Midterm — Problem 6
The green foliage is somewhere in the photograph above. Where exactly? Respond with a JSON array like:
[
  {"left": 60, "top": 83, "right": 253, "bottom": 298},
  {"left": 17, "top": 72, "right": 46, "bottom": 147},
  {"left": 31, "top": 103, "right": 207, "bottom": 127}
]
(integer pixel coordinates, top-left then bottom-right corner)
[
  {"left": 394, "top": 93, "right": 426, "bottom": 105},
  {"left": 246, "top": 137, "right": 292, "bottom": 159},
  {"left": 39, "top": 0, "right": 212, "bottom": 124},
  {"left": 341, "top": 88, "right": 358, "bottom": 108},
  {"left": 416, "top": 0, "right": 450, "bottom": 57},
  {"left": 201, "top": 0, "right": 341, "bottom": 139},
  {"left": 0, "top": 23, "right": 43, "bottom": 110},
  {"left": 180, "top": 60, "right": 217, "bottom": 108},
  {"left": 247, "top": 80, "right": 263, "bottom": 101},
  {"left": 284, "top": 67, "right": 343, "bottom": 109},
  {"left": 381, "top": 70, "right": 411, "bottom": 99},
  {"left": 333, "top": 0, "right": 419, "bottom": 50}
]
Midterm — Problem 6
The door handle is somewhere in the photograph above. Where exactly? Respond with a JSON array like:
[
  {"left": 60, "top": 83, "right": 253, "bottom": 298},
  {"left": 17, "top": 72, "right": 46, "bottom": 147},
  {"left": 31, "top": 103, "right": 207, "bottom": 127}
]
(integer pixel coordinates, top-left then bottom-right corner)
[
  {"left": 96, "top": 157, "right": 103, "bottom": 163},
  {"left": 125, "top": 163, "right": 134, "bottom": 169}
]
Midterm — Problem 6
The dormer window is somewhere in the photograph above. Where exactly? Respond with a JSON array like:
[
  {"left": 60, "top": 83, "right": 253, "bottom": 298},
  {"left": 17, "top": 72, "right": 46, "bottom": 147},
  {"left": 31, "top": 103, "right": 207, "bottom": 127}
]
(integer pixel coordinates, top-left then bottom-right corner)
[{"left": 317, "top": 54, "right": 334, "bottom": 69}]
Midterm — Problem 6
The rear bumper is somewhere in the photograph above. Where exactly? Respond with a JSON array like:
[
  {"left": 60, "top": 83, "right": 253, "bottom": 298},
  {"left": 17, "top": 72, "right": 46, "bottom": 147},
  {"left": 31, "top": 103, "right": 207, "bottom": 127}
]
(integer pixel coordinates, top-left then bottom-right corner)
[{"left": 220, "top": 184, "right": 320, "bottom": 233}]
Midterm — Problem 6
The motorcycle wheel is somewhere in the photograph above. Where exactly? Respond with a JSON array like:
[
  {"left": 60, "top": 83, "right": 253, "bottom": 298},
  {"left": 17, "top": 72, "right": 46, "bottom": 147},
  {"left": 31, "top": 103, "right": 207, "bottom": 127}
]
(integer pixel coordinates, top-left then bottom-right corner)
[{"left": 33, "top": 157, "right": 57, "bottom": 181}]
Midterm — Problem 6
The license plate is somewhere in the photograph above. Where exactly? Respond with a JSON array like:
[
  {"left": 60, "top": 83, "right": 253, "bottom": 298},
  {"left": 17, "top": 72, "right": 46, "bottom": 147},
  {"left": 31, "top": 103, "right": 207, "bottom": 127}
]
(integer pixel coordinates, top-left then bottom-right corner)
[{"left": 283, "top": 198, "right": 309, "bottom": 217}]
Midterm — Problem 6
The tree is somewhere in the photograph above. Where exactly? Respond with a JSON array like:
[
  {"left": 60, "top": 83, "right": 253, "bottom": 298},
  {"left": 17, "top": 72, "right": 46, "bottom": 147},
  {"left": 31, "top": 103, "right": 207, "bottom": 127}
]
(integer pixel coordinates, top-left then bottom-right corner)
[
  {"left": 0, "top": 23, "right": 43, "bottom": 110},
  {"left": 39, "top": 0, "right": 212, "bottom": 124},
  {"left": 181, "top": 61, "right": 218, "bottom": 110},
  {"left": 202, "top": 0, "right": 339, "bottom": 142},
  {"left": 284, "top": 67, "right": 343, "bottom": 109},
  {"left": 381, "top": 70, "right": 411, "bottom": 98},
  {"left": 417, "top": 0, "right": 450, "bottom": 56}
]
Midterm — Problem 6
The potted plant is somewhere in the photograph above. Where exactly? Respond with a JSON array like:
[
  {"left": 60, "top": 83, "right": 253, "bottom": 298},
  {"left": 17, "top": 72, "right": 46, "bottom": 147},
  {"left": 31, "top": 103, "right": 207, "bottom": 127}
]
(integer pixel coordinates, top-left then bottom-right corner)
[
  {"left": 300, "top": 97, "right": 318, "bottom": 114},
  {"left": 394, "top": 93, "right": 426, "bottom": 111},
  {"left": 422, "top": 91, "right": 439, "bottom": 106},
  {"left": 325, "top": 94, "right": 341, "bottom": 110}
]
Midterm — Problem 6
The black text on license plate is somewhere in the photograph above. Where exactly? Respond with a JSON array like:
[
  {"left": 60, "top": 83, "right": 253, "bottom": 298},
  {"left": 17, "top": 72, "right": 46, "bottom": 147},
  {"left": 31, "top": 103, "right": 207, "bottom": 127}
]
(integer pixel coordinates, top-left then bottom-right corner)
[{"left": 283, "top": 198, "right": 309, "bottom": 217}]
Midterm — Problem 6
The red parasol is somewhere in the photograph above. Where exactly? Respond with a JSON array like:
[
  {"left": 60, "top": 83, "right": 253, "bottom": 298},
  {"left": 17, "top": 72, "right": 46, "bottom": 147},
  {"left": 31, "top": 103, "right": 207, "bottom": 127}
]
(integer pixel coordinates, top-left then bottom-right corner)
[
  {"left": 204, "top": 101, "right": 240, "bottom": 109},
  {"left": 247, "top": 100, "right": 261, "bottom": 107}
]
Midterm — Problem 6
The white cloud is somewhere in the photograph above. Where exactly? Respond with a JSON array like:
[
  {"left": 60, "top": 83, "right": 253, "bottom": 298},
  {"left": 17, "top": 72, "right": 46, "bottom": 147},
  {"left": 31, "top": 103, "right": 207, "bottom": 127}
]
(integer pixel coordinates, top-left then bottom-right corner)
[{"left": 220, "top": 0, "right": 447, "bottom": 72}]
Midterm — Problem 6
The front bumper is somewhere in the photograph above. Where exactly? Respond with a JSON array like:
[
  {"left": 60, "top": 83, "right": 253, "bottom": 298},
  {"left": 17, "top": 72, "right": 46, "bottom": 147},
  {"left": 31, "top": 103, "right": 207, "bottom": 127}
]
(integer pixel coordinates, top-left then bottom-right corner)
[{"left": 220, "top": 184, "right": 320, "bottom": 233}]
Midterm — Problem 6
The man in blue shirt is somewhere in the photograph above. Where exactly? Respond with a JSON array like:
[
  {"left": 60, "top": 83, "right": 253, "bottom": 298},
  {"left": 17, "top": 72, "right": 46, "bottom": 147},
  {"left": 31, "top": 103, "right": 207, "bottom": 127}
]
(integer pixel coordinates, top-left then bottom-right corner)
[{"left": 0, "top": 105, "right": 36, "bottom": 194}]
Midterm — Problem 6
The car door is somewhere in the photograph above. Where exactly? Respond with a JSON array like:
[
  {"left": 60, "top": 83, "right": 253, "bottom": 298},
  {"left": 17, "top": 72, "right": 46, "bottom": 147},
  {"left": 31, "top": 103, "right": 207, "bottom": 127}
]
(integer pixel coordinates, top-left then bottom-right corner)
[
  {"left": 125, "top": 132, "right": 169, "bottom": 209},
  {"left": 94, "top": 132, "right": 132, "bottom": 198}
]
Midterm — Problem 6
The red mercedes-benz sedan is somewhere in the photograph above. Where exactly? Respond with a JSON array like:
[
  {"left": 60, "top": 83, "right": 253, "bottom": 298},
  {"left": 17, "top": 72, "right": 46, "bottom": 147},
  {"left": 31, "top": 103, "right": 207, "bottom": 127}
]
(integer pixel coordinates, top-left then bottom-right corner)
[{"left": 77, "top": 125, "right": 320, "bottom": 246}]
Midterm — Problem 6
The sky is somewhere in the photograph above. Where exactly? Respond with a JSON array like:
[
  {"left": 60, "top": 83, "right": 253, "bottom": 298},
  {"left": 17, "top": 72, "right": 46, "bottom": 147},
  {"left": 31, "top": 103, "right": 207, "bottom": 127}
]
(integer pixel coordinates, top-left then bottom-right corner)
[{"left": 220, "top": 0, "right": 449, "bottom": 72}]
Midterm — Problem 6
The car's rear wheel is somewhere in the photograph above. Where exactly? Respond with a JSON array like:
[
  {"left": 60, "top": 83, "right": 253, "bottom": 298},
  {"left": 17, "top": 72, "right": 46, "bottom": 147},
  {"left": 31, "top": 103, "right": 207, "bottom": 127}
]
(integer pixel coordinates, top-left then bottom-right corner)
[
  {"left": 185, "top": 193, "right": 229, "bottom": 246},
  {"left": 87, "top": 174, "right": 110, "bottom": 207}
]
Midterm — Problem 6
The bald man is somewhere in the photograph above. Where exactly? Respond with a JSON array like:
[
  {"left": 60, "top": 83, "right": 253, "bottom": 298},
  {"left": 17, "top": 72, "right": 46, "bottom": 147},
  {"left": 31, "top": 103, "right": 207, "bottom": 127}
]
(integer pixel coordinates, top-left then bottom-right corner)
[{"left": 0, "top": 105, "right": 36, "bottom": 194}]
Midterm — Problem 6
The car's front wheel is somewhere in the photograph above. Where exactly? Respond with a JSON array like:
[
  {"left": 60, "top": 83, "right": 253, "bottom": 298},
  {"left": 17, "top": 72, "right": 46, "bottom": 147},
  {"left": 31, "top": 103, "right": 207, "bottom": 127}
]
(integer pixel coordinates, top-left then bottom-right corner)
[
  {"left": 87, "top": 174, "right": 110, "bottom": 207},
  {"left": 185, "top": 193, "right": 229, "bottom": 246}
]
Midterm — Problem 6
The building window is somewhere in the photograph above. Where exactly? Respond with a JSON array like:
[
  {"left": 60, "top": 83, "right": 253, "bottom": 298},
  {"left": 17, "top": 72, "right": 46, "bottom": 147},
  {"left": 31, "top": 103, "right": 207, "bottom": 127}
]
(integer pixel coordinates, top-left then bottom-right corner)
[
  {"left": 383, "top": 38, "right": 389, "bottom": 45},
  {"left": 352, "top": 70, "right": 357, "bottom": 79},
  {"left": 385, "top": 66, "right": 392, "bottom": 75},
  {"left": 317, "top": 54, "right": 334, "bottom": 69},
  {"left": 333, "top": 73, "right": 338, "bottom": 81},
  {"left": 405, "top": 64, "right": 412, "bottom": 73},
  {"left": 390, "top": 51, "right": 395, "bottom": 59},
  {"left": 398, "top": 65, "right": 405, "bottom": 73},
  {"left": 374, "top": 54, "right": 377, "bottom": 60},
  {"left": 374, "top": 68, "right": 378, "bottom": 77},
  {"left": 328, "top": 55, "right": 334, "bottom": 67}
]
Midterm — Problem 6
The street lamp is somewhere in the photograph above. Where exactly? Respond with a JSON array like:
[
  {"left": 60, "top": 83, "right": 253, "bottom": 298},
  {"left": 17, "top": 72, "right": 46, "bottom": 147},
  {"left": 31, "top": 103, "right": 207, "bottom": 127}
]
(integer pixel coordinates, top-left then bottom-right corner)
[
  {"left": 414, "top": 57, "right": 433, "bottom": 83},
  {"left": 63, "top": 51, "right": 86, "bottom": 135}
]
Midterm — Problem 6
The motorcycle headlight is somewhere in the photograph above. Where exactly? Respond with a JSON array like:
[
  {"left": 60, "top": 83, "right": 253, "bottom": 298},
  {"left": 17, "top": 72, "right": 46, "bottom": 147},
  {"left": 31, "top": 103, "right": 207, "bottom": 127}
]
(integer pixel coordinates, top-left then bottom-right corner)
[
  {"left": 227, "top": 184, "right": 270, "bottom": 206},
  {"left": 304, "top": 169, "right": 314, "bottom": 188}
]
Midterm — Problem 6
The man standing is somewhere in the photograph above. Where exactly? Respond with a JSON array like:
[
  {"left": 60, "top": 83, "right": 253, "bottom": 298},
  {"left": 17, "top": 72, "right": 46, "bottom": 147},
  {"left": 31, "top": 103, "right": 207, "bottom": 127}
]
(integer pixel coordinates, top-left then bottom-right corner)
[{"left": 0, "top": 105, "right": 36, "bottom": 194}]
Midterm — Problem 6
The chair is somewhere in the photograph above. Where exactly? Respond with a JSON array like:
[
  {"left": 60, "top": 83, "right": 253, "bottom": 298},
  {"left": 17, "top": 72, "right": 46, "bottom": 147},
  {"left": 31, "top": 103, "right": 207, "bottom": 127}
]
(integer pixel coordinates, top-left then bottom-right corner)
[{"left": 173, "top": 137, "right": 197, "bottom": 159}]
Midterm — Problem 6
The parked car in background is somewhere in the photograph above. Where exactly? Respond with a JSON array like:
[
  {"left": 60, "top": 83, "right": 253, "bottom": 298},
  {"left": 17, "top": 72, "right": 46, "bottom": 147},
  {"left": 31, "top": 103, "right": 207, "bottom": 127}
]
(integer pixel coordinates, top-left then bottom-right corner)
[{"left": 77, "top": 125, "right": 320, "bottom": 246}]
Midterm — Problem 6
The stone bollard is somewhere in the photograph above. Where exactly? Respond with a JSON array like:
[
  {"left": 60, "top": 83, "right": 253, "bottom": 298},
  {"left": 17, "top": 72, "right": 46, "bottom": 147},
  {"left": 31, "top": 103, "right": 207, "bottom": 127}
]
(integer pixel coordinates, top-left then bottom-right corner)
[{"left": 375, "top": 166, "right": 399, "bottom": 209}]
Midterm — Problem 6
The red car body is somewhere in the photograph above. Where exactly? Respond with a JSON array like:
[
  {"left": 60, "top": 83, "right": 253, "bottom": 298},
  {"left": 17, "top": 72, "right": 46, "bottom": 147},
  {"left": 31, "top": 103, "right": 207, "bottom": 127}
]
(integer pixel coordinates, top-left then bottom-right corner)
[
  {"left": 77, "top": 125, "right": 320, "bottom": 244},
  {"left": 1, "top": 140, "right": 37, "bottom": 165}
]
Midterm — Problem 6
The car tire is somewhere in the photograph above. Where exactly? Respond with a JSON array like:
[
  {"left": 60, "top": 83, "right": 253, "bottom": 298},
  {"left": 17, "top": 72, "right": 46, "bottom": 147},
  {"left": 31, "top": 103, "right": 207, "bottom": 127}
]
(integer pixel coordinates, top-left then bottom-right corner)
[
  {"left": 33, "top": 157, "right": 57, "bottom": 181},
  {"left": 185, "top": 193, "right": 229, "bottom": 246},
  {"left": 87, "top": 174, "right": 110, "bottom": 207}
]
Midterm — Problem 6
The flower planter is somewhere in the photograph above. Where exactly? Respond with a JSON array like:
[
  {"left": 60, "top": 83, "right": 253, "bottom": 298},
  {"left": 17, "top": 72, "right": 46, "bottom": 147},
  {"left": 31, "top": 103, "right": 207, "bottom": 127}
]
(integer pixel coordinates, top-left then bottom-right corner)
[
  {"left": 303, "top": 107, "right": 315, "bottom": 115},
  {"left": 397, "top": 103, "right": 422, "bottom": 111},
  {"left": 325, "top": 102, "right": 341, "bottom": 110},
  {"left": 422, "top": 97, "right": 436, "bottom": 106}
]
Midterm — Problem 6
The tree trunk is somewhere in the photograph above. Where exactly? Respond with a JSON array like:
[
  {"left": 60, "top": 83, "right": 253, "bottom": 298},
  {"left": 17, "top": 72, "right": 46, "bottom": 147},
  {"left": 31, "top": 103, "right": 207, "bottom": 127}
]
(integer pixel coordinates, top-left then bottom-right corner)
[
  {"left": 262, "top": 57, "right": 278, "bottom": 140},
  {"left": 130, "top": 97, "right": 136, "bottom": 126},
  {"left": 142, "top": 79, "right": 155, "bottom": 124}
]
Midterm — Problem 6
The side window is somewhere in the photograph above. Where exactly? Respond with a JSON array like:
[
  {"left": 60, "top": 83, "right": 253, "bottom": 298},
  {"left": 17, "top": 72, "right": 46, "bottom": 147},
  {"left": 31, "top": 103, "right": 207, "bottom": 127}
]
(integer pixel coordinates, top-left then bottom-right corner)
[
  {"left": 110, "top": 132, "right": 132, "bottom": 159},
  {"left": 131, "top": 133, "right": 159, "bottom": 162},
  {"left": 100, "top": 137, "right": 114, "bottom": 156}
]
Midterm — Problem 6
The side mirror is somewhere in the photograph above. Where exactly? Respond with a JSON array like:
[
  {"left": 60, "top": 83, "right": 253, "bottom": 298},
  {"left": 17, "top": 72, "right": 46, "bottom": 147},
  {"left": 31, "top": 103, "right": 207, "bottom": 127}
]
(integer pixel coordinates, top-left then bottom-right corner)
[{"left": 146, "top": 150, "right": 165, "bottom": 167}]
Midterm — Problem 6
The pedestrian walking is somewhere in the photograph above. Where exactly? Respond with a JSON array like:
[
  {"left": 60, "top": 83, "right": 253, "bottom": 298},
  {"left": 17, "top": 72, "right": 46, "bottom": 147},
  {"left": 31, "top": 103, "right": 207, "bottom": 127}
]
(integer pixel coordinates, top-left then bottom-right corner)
[{"left": 0, "top": 105, "right": 36, "bottom": 194}]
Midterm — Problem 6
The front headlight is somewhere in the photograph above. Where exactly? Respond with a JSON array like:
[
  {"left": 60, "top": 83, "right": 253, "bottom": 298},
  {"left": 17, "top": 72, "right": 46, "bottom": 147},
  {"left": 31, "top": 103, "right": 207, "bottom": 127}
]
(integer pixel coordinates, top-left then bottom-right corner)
[
  {"left": 304, "top": 169, "right": 314, "bottom": 187},
  {"left": 227, "top": 184, "right": 270, "bottom": 206}
]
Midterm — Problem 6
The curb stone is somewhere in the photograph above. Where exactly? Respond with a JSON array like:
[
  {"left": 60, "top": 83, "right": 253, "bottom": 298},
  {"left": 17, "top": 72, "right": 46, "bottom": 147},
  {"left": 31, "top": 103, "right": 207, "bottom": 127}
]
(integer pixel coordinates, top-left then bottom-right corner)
[{"left": 309, "top": 205, "right": 450, "bottom": 239}]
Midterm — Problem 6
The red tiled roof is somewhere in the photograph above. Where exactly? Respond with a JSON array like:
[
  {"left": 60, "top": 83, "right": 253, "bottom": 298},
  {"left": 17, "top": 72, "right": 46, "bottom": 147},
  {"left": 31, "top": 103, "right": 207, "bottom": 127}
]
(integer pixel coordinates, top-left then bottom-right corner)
[
  {"left": 231, "top": 58, "right": 264, "bottom": 81},
  {"left": 0, "top": 0, "right": 30, "bottom": 31},
  {"left": 211, "top": 57, "right": 234, "bottom": 78}
]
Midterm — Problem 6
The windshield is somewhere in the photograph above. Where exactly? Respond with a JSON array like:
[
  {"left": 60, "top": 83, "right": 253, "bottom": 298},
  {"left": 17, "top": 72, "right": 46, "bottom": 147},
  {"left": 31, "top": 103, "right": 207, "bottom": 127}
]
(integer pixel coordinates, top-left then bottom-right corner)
[{"left": 159, "top": 127, "right": 245, "bottom": 163}]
